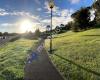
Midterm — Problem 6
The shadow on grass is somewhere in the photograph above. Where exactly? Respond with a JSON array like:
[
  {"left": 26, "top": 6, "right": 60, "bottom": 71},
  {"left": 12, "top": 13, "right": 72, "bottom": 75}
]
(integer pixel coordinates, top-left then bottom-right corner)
[
  {"left": 83, "top": 35, "right": 100, "bottom": 37},
  {"left": 54, "top": 35, "right": 68, "bottom": 39},
  {"left": 54, "top": 54, "right": 100, "bottom": 77}
]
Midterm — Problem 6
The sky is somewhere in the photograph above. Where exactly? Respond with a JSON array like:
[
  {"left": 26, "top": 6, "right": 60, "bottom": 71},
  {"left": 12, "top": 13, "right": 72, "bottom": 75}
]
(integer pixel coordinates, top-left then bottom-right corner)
[{"left": 0, "top": 0, "right": 94, "bottom": 33}]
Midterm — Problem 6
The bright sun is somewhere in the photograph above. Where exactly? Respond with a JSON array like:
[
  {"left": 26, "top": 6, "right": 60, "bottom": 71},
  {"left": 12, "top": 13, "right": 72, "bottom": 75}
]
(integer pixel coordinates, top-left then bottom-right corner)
[{"left": 20, "top": 19, "right": 34, "bottom": 33}]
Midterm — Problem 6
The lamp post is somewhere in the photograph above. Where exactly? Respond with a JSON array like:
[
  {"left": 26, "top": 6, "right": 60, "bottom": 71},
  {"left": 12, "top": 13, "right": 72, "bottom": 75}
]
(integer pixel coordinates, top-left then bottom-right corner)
[
  {"left": 46, "top": 25, "right": 50, "bottom": 36},
  {"left": 49, "top": 0, "right": 54, "bottom": 54}
]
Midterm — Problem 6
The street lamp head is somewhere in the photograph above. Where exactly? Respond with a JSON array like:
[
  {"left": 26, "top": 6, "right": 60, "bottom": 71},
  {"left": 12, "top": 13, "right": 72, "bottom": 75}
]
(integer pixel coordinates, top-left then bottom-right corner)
[
  {"left": 46, "top": 25, "right": 51, "bottom": 31},
  {"left": 49, "top": 0, "right": 54, "bottom": 9}
]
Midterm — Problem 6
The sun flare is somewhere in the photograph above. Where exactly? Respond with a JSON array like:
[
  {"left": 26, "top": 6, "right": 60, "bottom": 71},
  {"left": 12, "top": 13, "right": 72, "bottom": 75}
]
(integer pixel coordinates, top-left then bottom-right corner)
[{"left": 20, "top": 19, "right": 34, "bottom": 33}]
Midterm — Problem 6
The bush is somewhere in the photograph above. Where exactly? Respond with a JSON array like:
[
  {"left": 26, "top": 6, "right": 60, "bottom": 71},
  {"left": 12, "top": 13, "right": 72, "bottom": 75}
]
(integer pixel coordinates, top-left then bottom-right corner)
[
  {"left": 95, "top": 24, "right": 100, "bottom": 28},
  {"left": 71, "top": 22, "right": 80, "bottom": 32},
  {"left": 9, "top": 36, "right": 20, "bottom": 42}
]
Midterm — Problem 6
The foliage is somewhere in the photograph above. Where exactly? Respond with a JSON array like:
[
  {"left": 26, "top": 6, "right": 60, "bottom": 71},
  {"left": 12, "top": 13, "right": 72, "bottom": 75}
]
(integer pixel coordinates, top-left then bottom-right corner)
[
  {"left": 0, "top": 32, "right": 18, "bottom": 36},
  {"left": 9, "top": 33, "right": 18, "bottom": 36},
  {"left": 71, "top": 7, "right": 91, "bottom": 31},
  {"left": 34, "top": 29, "right": 41, "bottom": 39},
  {"left": 9, "top": 36, "right": 20, "bottom": 42},
  {"left": 65, "top": 22, "right": 72, "bottom": 30},
  {"left": 93, "top": 0, "right": 100, "bottom": 12},
  {"left": 93, "top": 0, "right": 100, "bottom": 24},
  {"left": 71, "top": 22, "right": 80, "bottom": 32},
  {"left": 3, "top": 32, "right": 9, "bottom": 36},
  {"left": 0, "top": 32, "right": 2, "bottom": 36},
  {"left": 23, "top": 31, "right": 35, "bottom": 40},
  {"left": 0, "top": 39, "right": 37, "bottom": 80},
  {"left": 45, "top": 29, "right": 100, "bottom": 80}
]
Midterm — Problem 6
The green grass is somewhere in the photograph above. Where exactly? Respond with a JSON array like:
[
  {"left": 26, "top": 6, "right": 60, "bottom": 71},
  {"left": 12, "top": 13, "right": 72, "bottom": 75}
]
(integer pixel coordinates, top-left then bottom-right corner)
[
  {"left": 45, "top": 29, "right": 100, "bottom": 80},
  {"left": 0, "top": 38, "right": 37, "bottom": 80}
]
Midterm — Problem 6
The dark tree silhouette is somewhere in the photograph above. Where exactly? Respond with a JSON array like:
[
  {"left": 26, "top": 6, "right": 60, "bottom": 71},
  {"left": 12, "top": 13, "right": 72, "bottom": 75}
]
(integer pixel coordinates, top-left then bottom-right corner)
[
  {"left": 93, "top": 0, "right": 100, "bottom": 24},
  {"left": 0, "top": 32, "right": 2, "bottom": 36},
  {"left": 3, "top": 32, "right": 9, "bottom": 36},
  {"left": 34, "top": 29, "right": 41, "bottom": 39},
  {"left": 71, "top": 7, "right": 91, "bottom": 31},
  {"left": 65, "top": 22, "right": 73, "bottom": 30}
]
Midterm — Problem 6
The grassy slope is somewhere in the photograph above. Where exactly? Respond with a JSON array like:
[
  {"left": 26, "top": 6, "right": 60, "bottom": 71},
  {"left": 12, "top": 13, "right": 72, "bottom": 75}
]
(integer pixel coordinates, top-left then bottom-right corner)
[
  {"left": 0, "top": 38, "right": 37, "bottom": 80},
  {"left": 45, "top": 29, "right": 100, "bottom": 80}
]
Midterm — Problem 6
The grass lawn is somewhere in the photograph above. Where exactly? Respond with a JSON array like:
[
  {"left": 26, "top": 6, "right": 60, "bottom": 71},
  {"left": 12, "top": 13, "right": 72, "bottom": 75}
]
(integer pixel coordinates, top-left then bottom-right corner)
[
  {"left": 0, "top": 38, "right": 37, "bottom": 80},
  {"left": 45, "top": 29, "right": 100, "bottom": 80}
]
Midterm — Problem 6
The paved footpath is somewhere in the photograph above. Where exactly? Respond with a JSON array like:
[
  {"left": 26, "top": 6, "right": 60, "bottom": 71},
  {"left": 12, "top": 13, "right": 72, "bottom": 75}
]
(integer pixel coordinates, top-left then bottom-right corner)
[{"left": 24, "top": 39, "right": 64, "bottom": 80}]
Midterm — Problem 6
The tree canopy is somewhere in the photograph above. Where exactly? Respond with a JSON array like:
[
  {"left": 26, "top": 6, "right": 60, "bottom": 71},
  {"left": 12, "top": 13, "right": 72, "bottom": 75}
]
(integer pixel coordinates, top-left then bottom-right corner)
[
  {"left": 93, "top": 0, "right": 100, "bottom": 24},
  {"left": 71, "top": 7, "right": 91, "bottom": 31}
]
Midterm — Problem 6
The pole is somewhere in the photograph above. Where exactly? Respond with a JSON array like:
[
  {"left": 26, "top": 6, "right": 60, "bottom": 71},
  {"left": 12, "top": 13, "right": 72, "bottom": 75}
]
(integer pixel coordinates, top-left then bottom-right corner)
[{"left": 50, "top": 8, "right": 53, "bottom": 54}]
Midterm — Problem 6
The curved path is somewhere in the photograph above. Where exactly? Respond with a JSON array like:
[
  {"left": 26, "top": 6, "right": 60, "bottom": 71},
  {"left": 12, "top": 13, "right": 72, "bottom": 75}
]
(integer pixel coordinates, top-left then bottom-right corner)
[{"left": 24, "top": 39, "right": 64, "bottom": 80}]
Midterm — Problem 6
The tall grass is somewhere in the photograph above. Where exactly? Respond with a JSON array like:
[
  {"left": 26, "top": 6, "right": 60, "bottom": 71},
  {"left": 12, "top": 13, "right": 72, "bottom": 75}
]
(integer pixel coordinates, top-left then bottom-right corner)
[
  {"left": 45, "top": 29, "right": 100, "bottom": 80},
  {"left": 0, "top": 38, "right": 37, "bottom": 80}
]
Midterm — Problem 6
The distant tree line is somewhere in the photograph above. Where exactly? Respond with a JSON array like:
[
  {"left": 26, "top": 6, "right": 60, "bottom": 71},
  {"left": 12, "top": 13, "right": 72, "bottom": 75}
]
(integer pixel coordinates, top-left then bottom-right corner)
[
  {"left": 0, "top": 32, "right": 18, "bottom": 36},
  {"left": 0, "top": 29, "right": 42, "bottom": 40},
  {"left": 22, "top": 29, "right": 42, "bottom": 40}
]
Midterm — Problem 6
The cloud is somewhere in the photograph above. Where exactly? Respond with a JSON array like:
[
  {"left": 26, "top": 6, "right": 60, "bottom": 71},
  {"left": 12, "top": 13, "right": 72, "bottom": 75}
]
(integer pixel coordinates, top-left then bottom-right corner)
[
  {"left": 42, "top": 3, "right": 74, "bottom": 30},
  {"left": 0, "top": 7, "right": 46, "bottom": 32},
  {"left": 37, "top": 8, "right": 42, "bottom": 11},
  {"left": 0, "top": 8, "right": 43, "bottom": 32},
  {"left": 0, "top": 8, "right": 39, "bottom": 20},
  {"left": 53, "top": 9, "right": 74, "bottom": 26},
  {"left": 0, "top": 23, "right": 20, "bottom": 33},
  {"left": 44, "top": 1, "right": 74, "bottom": 16},
  {"left": 53, "top": 16, "right": 73, "bottom": 26},
  {"left": 11, "top": 11, "right": 39, "bottom": 20},
  {"left": 41, "top": 16, "right": 73, "bottom": 31},
  {"left": 0, "top": 8, "right": 9, "bottom": 16},
  {"left": 34, "top": 0, "right": 41, "bottom": 5},
  {"left": 0, "top": 8, "right": 5, "bottom": 12},
  {"left": 44, "top": 1, "right": 50, "bottom": 11},
  {"left": 69, "top": 0, "right": 80, "bottom": 4},
  {"left": 0, "top": 4, "right": 74, "bottom": 32},
  {"left": 0, "top": 23, "right": 18, "bottom": 27},
  {"left": 0, "top": 21, "right": 43, "bottom": 33},
  {"left": 0, "top": 12, "right": 9, "bottom": 16},
  {"left": 44, "top": 1, "right": 74, "bottom": 26},
  {"left": 61, "top": 9, "right": 74, "bottom": 17},
  {"left": 90, "top": 9, "right": 95, "bottom": 21}
]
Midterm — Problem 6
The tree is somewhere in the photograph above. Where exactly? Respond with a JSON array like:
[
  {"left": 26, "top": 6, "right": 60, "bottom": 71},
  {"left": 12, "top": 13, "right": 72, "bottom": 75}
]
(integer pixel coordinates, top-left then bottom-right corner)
[
  {"left": 65, "top": 22, "right": 73, "bottom": 30},
  {"left": 93, "top": 0, "right": 100, "bottom": 11},
  {"left": 89, "top": 17, "right": 97, "bottom": 28},
  {"left": 71, "top": 7, "right": 91, "bottom": 31},
  {"left": 3, "top": 32, "right": 9, "bottom": 36},
  {"left": 72, "top": 22, "right": 80, "bottom": 32},
  {"left": 0, "top": 32, "right": 2, "bottom": 36},
  {"left": 34, "top": 29, "right": 41, "bottom": 39},
  {"left": 93, "top": 0, "right": 100, "bottom": 24}
]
